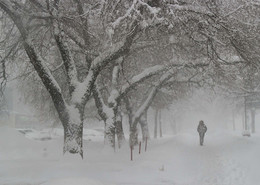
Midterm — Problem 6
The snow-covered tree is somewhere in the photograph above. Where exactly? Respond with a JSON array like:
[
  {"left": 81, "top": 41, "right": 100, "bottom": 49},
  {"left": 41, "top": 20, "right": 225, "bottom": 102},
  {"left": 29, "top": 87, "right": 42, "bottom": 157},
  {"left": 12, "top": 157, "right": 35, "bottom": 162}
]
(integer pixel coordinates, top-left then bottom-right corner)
[
  {"left": 0, "top": 0, "right": 147, "bottom": 157},
  {"left": 1, "top": 0, "right": 259, "bottom": 157},
  {"left": 0, "top": 0, "right": 182, "bottom": 156}
]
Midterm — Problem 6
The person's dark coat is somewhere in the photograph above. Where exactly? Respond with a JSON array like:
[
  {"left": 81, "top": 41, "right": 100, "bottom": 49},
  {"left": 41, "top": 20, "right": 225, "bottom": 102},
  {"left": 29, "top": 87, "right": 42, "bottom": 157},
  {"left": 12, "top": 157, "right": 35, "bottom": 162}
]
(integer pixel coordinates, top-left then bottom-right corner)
[{"left": 197, "top": 120, "right": 207, "bottom": 146}]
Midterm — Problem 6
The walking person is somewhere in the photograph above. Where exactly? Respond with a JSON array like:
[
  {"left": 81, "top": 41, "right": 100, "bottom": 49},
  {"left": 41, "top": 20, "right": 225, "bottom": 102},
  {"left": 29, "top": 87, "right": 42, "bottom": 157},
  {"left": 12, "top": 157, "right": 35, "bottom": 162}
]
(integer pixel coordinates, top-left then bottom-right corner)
[{"left": 197, "top": 120, "right": 207, "bottom": 146}]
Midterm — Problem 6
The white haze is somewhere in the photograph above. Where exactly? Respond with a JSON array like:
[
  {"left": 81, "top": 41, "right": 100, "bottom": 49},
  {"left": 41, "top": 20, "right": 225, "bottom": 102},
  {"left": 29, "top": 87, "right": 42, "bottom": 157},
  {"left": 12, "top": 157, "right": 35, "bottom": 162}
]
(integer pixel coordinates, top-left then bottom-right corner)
[{"left": 150, "top": 89, "right": 237, "bottom": 136}]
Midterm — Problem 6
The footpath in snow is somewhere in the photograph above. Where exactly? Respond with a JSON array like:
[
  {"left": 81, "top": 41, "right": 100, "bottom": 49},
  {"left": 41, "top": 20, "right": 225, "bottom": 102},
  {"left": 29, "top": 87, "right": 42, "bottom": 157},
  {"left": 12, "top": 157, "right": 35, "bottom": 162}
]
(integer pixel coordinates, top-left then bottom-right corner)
[{"left": 0, "top": 127, "right": 260, "bottom": 185}]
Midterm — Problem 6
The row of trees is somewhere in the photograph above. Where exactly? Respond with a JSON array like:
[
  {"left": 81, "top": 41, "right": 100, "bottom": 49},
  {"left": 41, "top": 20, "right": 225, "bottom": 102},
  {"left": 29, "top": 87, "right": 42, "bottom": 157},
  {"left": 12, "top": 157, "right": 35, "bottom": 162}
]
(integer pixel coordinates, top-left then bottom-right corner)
[{"left": 0, "top": 0, "right": 259, "bottom": 157}]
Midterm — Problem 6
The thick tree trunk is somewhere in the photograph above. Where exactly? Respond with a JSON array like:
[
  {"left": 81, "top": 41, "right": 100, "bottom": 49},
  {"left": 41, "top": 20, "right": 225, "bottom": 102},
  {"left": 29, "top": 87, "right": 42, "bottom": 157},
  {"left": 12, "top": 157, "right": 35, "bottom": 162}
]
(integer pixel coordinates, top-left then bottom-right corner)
[
  {"left": 251, "top": 109, "right": 255, "bottom": 133},
  {"left": 103, "top": 121, "right": 107, "bottom": 144},
  {"left": 154, "top": 109, "right": 158, "bottom": 138},
  {"left": 172, "top": 119, "right": 177, "bottom": 135},
  {"left": 63, "top": 123, "right": 83, "bottom": 157},
  {"left": 242, "top": 109, "right": 245, "bottom": 130},
  {"left": 115, "top": 114, "right": 125, "bottom": 148},
  {"left": 105, "top": 118, "right": 116, "bottom": 150},
  {"left": 105, "top": 108, "right": 126, "bottom": 149},
  {"left": 159, "top": 110, "right": 162, "bottom": 137},
  {"left": 232, "top": 110, "right": 236, "bottom": 131},
  {"left": 129, "top": 125, "right": 138, "bottom": 147},
  {"left": 61, "top": 106, "right": 85, "bottom": 158},
  {"left": 123, "top": 96, "right": 137, "bottom": 147},
  {"left": 244, "top": 97, "right": 249, "bottom": 131},
  {"left": 139, "top": 112, "right": 150, "bottom": 142}
]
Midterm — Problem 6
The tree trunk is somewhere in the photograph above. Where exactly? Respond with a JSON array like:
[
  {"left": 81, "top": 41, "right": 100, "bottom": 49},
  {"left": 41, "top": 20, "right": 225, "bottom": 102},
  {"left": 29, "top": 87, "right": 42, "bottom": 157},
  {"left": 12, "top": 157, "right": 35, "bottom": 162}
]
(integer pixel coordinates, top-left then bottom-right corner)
[
  {"left": 123, "top": 96, "right": 138, "bottom": 147},
  {"left": 244, "top": 97, "right": 249, "bottom": 131},
  {"left": 159, "top": 110, "right": 162, "bottom": 137},
  {"left": 63, "top": 123, "right": 83, "bottom": 158},
  {"left": 154, "top": 109, "right": 158, "bottom": 138},
  {"left": 232, "top": 110, "right": 236, "bottom": 131},
  {"left": 116, "top": 114, "right": 125, "bottom": 148},
  {"left": 242, "top": 109, "right": 245, "bottom": 130},
  {"left": 251, "top": 109, "right": 255, "bottom": 133},
  {"left": 105, "top": 108, "right": 126, "bottom": 149},
  {"left": 61, "top": 106, "right": 84, "bottom": 158},
  {"left": 129, "top": 125, "right": 138, "bottom": 147},
  {"left": 171, "top": 118, "right": 177, "bottom": 134},
  {"left": 139, "top": 111, "right": 150, "bottom": 142},
  {"left": 105, "top": 118, "right": 116, "bottom": 150}
]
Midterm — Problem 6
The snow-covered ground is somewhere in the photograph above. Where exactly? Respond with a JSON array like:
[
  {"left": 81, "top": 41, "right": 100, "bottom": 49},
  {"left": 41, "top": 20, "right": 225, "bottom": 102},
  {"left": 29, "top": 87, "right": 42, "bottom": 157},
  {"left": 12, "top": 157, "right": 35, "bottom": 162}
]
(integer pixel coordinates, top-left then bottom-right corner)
[
  {"left": 17, "top": 127, "right": 104, "bottom": 141},
  {"left": 1, "top": 127, "right": 260, "bottom": 185}
]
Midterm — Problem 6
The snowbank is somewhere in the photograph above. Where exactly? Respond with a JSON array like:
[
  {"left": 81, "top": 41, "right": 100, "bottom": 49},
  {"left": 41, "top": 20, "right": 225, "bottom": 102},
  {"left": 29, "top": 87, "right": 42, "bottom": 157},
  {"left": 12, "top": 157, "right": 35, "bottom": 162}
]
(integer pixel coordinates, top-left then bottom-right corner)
[
  {"left": 0, "top": 127, "right": 63, "bottom": 160},
  {"left": 20, "top": 128, "right": 104, "bottom": 141}
]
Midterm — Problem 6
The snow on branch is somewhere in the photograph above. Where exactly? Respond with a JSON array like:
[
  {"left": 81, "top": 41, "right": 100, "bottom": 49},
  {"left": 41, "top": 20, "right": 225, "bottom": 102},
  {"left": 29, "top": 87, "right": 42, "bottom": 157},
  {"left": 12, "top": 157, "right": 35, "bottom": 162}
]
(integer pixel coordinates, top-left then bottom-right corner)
[
  {"left": 23, "top": 42, "right": 62, "bottom": 94},
  {"left": 91, "top": 41, "right": 125, "bottom": 70},
  {"left": 62, "top": 27, "right": 98, "bottom": 57},
  {"left": 107, "top": 64, "right": 121, "bottom": 106},
  {"left": 92, "top": 83, "right": 112, "bottom": 121},
  {"left": 168, "top": 4, "right": 214, "bottom": 16},
  {"left": 137, "top": 0, "right": 161, "bottom": 18},
  {"left": 72, "top": 23, "right": 140, "bottom": 105},
  {"left": 117, "top": 62, "right": 210, "bottom": 103},
  {"left": 132, "top": 69, "right": 176, "bottom": 125},
  {"left": 110, "top": 0, "right": 165, "bottom": 33},
  {"left": 112, "top": 0, "right": 138, "bottom": 28},
  {"left": 119, "top": 65, "right": 167, "bottom": 98},
  {"left": 112, "top": 64, "right": 120, "bottom": 88},
  {"left": 54, "top": 28, "right": 79, "bottom": 91},
  {"left": 71, "top": 41, "right": 126, "bottom": 104}
]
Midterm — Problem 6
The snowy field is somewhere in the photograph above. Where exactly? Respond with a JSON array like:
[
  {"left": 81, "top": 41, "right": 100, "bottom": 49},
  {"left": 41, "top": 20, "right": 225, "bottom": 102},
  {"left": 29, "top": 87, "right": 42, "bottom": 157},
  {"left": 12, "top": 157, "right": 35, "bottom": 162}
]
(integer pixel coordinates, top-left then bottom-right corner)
[{"left": 1, "top": 127, "right": 260, "bottom": 185}]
